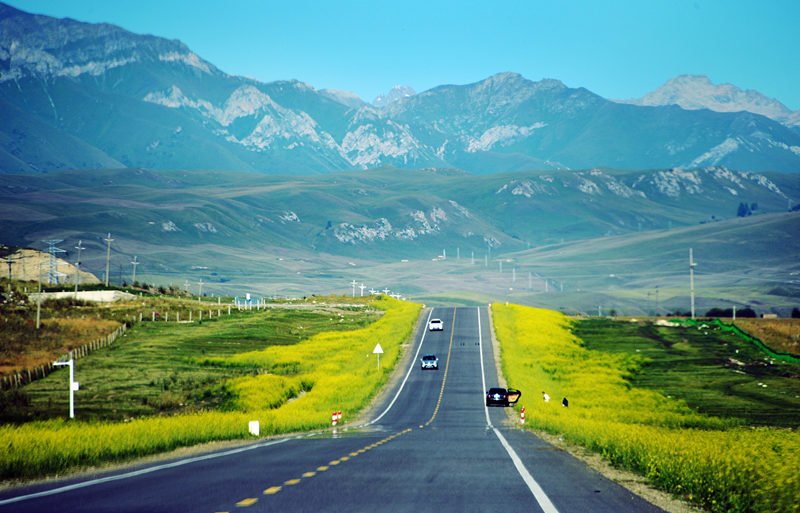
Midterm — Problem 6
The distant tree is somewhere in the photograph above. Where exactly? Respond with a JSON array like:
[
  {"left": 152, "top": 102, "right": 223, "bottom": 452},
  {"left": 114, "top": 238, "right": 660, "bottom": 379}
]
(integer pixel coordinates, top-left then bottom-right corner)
[
  {"left": 737, "top": 202, "right": 751, "bottom": 217},
  {"left": 705, "top": 307, "right": 733, "bottom": 317},
  {"left": 792, "top": 307, "right": 800, "bottom": 319},
  {"left": 750, "top": 202, "right": 758, "bottom": 212},
  {"left": 737, "top": 307, "right": 757, "bottom": 318}
]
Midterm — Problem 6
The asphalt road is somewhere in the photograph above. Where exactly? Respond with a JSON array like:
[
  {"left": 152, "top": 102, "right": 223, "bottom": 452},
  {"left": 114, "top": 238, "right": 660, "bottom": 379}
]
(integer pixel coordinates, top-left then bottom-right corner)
[{"left": 0, "top": 307, "right": 666, "bottom": 513}]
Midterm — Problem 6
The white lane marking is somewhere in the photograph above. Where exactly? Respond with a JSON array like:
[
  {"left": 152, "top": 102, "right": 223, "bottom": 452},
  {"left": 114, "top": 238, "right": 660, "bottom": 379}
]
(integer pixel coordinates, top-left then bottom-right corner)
[
  {"left": 367, "top": 308, "right": 434, "bottom": 425},
  {"left": 0, "top": 438, "right": 290, "bottom": 506},
  {"left": 477, "top": 307, "right": 560, "bottom": 513}
]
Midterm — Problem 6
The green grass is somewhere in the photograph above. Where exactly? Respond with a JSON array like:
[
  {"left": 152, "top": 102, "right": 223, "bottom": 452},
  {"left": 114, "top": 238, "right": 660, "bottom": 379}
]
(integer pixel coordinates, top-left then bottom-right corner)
[
  {"left": 573, "top": 318, "right": 800, "bottom": 427},
  {"left": 1, "top": 306, "right": 381, "bottom": 423}
]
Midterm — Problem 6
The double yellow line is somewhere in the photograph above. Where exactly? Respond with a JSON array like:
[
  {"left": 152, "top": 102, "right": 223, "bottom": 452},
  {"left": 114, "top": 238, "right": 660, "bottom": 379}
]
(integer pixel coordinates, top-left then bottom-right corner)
[{"left": 228, "top": 307, "right": 458, "bottom": 510}]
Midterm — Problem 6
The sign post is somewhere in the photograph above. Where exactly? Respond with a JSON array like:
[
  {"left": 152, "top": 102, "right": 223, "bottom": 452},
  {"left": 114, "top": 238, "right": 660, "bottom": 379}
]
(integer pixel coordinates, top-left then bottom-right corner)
[
  {"left": 53, "top": 354, "right": 78, "bottom": 419},
  {"left": 373, "top": 343, "right": 384, "bottom": 370}
]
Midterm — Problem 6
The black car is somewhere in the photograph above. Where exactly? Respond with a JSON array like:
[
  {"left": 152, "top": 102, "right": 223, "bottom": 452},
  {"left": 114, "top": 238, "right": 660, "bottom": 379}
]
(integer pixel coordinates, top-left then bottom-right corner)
[{"left": 485, "top": 387, "right": 521, "bottom": 407}]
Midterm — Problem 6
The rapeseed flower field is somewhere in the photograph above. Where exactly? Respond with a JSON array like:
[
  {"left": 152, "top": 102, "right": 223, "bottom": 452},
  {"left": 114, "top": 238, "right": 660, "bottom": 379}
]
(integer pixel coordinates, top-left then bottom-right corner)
[
  {"left": 0, "top": 297, "right": 420, "bottom": 480},
  {"left": 492, "top": 303, "right": 799, "bottom": 513}
]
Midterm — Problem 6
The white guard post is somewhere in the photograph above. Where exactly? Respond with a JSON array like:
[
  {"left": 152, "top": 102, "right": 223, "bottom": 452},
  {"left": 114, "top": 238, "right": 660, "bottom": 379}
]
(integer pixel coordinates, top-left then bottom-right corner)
[{"left": 53, "top": 355, "right": 77, "bottom": 419}]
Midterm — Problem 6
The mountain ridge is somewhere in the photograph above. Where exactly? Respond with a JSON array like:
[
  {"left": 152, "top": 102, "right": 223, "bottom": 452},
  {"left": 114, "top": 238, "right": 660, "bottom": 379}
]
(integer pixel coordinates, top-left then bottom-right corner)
[
  {"left": 618, "top": 74, "right": 800, "bottom": 128},
  {"left": 2, "top": 4, "right": 800, "bottom": 175}
]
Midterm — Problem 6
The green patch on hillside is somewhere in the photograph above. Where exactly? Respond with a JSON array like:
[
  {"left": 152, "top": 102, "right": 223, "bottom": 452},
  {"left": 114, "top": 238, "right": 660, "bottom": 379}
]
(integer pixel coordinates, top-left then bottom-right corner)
[{"left": 573, "top": 318, "right": 800, "bottom": 427}]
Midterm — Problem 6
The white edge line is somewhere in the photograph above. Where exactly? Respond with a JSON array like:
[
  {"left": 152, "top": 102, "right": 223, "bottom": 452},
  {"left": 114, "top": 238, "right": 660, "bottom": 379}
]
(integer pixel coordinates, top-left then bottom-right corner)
[
  {"left": 478, "top": 306, "right": 560, "bottom": 513},
  {"left": 0, "top": 438, "right": 290, "bottom": 506},
  {"left": 366, "top": 308, "right": 434, "bottom": 425}
]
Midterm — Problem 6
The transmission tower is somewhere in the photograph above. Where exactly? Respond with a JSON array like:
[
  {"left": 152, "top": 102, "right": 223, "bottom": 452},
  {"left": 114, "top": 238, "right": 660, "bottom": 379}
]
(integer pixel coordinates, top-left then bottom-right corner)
[{"left": 42, "top": 239, "right": 66, "bottom": 284}]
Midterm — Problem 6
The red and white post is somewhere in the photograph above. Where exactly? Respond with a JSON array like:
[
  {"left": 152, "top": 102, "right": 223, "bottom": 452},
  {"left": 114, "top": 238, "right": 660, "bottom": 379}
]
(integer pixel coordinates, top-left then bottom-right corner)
[
  {"left": 332, "top": 412, "right": 338, "bottom": 426},
  {"left": 520, "top": 406, "right": 525, "bottom": 424}
]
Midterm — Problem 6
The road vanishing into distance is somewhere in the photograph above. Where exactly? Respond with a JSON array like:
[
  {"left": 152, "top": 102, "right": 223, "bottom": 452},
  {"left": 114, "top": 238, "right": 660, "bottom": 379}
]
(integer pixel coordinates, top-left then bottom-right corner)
[{"left": 1, "top": 307, "right": 666, "bottom": 513}]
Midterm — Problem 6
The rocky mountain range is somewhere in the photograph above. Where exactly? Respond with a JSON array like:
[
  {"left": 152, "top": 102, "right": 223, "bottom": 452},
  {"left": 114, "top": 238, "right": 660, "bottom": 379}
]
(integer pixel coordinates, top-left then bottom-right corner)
[
  {"left": 618, "top": 74, "right": 800, "bottom": 129},
  {"left": 2, "top": 2, "right": 800, "bottom": 178}
]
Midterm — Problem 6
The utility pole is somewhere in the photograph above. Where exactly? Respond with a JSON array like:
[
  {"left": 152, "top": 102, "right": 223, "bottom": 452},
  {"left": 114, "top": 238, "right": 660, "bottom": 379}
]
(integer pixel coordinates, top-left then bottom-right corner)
[
  {"left": 350, "top": 279, "right": 357, "bottom": 297},
  {"left": 198, "top": 278, "right": 203, "bottom": 301},
  {"left": 689, "top": 248, "right": 697, "bottom": 318},
  {"left": 471, "top": 251, "right": 474, "bottom": 265},
  {"left": 359, "top": 283, "right": 366, "bottom": 296},
  {"left": 74, "top": 240, "right": 84, "bottom": 298},
  {"left": 103, "top": 233, "right": 114, "bottom": 287},
  {"left": 655, "top": 286, "right": 660, "bottom": 319},
  {"left": 36, "top": 262, "right": 42, "bottom": 329},
  {"left": 131, "top": 256, "right": 139, "bottom": 284}
]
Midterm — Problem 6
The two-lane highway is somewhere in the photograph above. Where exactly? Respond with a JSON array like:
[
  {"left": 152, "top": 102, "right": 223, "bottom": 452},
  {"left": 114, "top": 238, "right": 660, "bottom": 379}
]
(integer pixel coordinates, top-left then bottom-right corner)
[{"left": 1, "top": 307, "right": 667, "bottom": 512}]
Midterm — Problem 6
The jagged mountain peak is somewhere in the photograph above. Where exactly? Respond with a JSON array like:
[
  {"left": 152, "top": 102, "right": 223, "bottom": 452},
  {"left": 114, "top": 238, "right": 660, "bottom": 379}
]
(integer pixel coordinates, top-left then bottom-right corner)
[
  {"left": 0, "top": 2, "right": 218, "bottom": 82},
  {"left": 618, "top": 74, "right": 800, "bottom": 127},
  {"left": 372, "top": 85, "right": 416, "bottom": 108}
]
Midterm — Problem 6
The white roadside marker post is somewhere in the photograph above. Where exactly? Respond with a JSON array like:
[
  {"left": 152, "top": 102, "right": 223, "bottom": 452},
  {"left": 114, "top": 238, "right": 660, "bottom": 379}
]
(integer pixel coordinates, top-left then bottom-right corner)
[
  {"left": 53, "top": 353, "right": 78, "bottom": 419},
  {"left": 373, "top": 343, "right": 383, "bottom": 370}
]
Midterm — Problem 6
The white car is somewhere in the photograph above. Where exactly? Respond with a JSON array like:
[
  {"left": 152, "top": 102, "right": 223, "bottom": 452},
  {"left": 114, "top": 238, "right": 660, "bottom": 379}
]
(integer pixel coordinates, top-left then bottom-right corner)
[
  {"left": 428, "top": 319, "right": 443, "bottom": 331},
  {"left": 420, "top": 354, "right": 439, "bottom": 370}
]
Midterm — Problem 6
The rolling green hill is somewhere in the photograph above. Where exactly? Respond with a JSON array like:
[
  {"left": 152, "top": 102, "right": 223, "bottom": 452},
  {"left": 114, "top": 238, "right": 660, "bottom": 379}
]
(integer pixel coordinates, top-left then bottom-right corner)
[{"left": 1, "top": 166, "right": 798, "bottom": 315}]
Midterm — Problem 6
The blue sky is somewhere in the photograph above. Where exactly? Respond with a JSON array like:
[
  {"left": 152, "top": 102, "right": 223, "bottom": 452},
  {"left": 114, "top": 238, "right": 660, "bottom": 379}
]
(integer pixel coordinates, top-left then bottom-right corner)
[{"left": 8, "top": 0, "right": 800, "bottom": 109}]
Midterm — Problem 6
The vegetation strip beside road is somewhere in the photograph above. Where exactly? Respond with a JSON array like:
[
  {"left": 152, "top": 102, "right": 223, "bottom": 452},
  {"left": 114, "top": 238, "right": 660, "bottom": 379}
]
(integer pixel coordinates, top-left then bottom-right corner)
[
  {"left": 0, "top": 297, "right": 421, "bottom": 481},
  {"left": 492, "top": 304, "right": 799, "bottom": 513}
]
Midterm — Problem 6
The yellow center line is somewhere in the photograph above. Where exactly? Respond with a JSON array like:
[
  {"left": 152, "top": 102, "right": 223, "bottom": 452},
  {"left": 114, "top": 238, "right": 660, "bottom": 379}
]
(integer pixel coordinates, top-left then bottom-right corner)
[
  {"left": 232, "top": 328, "right": 432, "bottom": 510},
  {"left": 425, "top": 307, "right": 456, "bottom": 426}
]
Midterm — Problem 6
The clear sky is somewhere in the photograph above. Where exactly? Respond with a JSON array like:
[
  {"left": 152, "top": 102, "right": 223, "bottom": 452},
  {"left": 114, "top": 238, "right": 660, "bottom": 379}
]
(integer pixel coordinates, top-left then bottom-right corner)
[{"left": 7, "top": 0, "right": 800, "bottom": 109}]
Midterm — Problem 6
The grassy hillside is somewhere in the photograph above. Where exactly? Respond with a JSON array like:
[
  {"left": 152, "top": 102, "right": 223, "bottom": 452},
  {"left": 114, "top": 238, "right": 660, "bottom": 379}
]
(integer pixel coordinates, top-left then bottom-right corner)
[{"left": 2, "top": 167, "right": 798, "bottom": 316}]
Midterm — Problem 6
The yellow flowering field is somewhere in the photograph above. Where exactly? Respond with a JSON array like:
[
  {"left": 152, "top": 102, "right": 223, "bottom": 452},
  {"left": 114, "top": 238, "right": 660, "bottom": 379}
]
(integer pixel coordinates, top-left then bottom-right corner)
[
  {"left": 492, "top": 303, "right": 800, "bottom": 513},
  {"left": 0, "top": 297, "right": 420, "bottom": 480}
]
